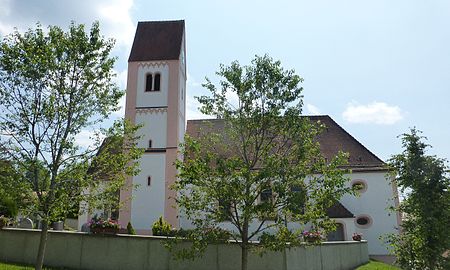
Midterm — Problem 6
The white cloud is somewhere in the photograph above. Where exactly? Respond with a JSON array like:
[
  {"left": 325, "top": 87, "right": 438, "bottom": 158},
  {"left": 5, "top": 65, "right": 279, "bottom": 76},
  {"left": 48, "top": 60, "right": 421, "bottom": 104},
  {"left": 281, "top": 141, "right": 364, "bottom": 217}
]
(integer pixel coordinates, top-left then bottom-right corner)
[
  {"left": 186, "top": 95, "right": 213, "bottom": 120},
  {"left": 110, "top": 68, "right": 127, "bottom": 116},
  {"left": 305, "top": 103, "right": 321, "bottom": 115},
  {"left": 74, "top": 130, "right": 97, "bottom": 148},
  {"left": 74, "top": 129, "right": 107, "bottom": 149},
  {"left": 342, "top": 101, "right": 403, "bottom": 125},
  {"left": 0, "top": 0, "right": 135, "bottom": 49}
]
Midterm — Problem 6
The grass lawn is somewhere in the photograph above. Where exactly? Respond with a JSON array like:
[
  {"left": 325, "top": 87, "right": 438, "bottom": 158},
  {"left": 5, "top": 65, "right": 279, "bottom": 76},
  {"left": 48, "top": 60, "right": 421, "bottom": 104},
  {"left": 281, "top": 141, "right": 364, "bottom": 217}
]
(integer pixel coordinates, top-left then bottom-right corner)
[
  {"left": 0, "top": 262, "right": 68, "bottom": 270},
  {"left": 356, "top": 260, "right": 401, "bottom": 270}
]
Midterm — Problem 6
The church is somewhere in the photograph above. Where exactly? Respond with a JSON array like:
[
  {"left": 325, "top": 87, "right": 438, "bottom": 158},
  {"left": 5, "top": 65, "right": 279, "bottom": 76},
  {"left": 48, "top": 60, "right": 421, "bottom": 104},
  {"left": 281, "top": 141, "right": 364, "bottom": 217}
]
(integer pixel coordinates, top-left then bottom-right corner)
[{"left": 113, "top": 20, "right": 400, "bottom": 262}]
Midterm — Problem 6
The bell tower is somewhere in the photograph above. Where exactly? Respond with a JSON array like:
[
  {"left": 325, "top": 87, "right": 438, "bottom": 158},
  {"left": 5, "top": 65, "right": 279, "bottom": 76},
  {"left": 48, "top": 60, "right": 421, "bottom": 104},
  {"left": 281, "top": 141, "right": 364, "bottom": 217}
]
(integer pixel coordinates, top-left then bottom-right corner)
[{"left": 119, "top": 20, "right": 186, "bottom": 232}]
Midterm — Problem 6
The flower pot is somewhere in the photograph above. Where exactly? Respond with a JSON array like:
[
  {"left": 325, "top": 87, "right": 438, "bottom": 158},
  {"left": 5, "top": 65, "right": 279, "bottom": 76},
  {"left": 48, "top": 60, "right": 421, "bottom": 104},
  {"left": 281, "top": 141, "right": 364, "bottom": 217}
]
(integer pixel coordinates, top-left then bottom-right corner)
[
  {"left": 91, "top": 227, "right": 118, "bottom": 235},
  {"left": 352, "top": 235, "right": 362, "bottom": 241},
  {"left": 305, "top": 236, "right": 321, "bottom": 243}
]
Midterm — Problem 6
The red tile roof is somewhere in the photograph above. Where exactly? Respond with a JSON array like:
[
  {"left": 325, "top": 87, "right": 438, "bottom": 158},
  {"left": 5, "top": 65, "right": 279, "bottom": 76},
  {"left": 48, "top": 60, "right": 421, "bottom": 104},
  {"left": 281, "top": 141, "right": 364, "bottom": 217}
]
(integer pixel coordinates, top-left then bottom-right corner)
[
  {"left": 128, "top": 20, "right": 184, "bottom": 62},
  {"left": 186, "top": 116, "right": 386, "bottom": 171}
]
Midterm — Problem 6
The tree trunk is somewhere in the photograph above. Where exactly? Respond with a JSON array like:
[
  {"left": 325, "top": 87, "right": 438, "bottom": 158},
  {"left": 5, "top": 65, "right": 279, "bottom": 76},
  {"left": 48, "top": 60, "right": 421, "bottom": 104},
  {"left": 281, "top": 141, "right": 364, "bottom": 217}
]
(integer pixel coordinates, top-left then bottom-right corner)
[
  {"left": 241, "top": 220, "right": 249, "bottom": 270},
  {"left": 241, "top": 244, "right": 248, "bottom": 270},
  {"left": 35, "top": 221, "right": 49, "bottom": 270}
]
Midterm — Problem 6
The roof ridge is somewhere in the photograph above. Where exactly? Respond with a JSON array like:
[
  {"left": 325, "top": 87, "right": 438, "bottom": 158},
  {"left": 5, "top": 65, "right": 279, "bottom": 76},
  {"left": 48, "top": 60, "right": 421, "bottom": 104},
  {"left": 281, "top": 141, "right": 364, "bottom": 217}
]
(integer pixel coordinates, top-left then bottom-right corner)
[{"left": 138, "top": 20, "right": 185, "bottom": 24}]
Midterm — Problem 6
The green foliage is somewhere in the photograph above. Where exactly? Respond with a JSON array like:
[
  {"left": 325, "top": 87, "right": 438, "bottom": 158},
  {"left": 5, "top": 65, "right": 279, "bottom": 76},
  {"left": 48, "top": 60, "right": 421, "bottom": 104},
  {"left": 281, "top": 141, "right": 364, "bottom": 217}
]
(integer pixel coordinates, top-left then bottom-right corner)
[
  {"left": 0, "top": 21, "right": 142, "bottom": 270},
  {"left": 0, "top": 197, "right": 18, "bottom": 217},
  {"left": 386, "top": 128, "right": 450, "bottom": 270},
  {"left": 0, "top": 215, "right": 10, "bottom": 228},
  {"left": 152, "top": 216, "right": 173, "bottom": 236},
  {"left": 127, "top": 221, "right": 136, "bottom": 235},
  {"left": 0, "top": 160, "right": 31, "bottom": 217},
  {"left": 173, "top": 55, "right": 352, "bottom": 270}
]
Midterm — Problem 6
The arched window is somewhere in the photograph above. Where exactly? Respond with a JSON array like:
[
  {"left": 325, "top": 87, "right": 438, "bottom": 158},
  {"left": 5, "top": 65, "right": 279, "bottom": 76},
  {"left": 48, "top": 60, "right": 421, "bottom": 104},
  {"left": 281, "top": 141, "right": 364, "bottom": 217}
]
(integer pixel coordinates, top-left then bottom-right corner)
[
  {"left": 154, "top": 74, "right": 161, "bottom": 91},
  {"left": 147, "top": 176, "right": 152, "bottom": 186},
  {"left": 145, "top": 74, "right": 153, "bottom": 92},
  {"left": 327, "top": 223, "right": 345, "bottom": 241},
  {"left": 148, "top": 140, "right": 152, "bottom": 148}
]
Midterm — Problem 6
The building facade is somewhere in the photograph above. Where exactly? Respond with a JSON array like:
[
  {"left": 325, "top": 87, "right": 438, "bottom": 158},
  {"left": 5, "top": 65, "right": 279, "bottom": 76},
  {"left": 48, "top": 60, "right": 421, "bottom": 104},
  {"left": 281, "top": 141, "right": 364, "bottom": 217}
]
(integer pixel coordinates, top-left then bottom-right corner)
[{"left": 118, "top": 20, "right": 400, "bottom": 259}]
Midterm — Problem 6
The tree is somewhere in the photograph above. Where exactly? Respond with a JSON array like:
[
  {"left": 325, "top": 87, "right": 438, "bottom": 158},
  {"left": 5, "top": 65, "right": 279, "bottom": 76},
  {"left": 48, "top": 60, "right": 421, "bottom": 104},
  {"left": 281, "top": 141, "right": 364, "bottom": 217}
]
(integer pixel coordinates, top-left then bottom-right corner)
[
  {"left": 386, "top": 129, "right": 450, "bottom": 270},
  {"left": 0, "top": 22, "right": 142, "bottom": 270},
  {"left": 0, "top": 159, "right": 25, "bottom": 217},
  {"left": 173, "top": 55, "right": 352, "bottom": 270}
]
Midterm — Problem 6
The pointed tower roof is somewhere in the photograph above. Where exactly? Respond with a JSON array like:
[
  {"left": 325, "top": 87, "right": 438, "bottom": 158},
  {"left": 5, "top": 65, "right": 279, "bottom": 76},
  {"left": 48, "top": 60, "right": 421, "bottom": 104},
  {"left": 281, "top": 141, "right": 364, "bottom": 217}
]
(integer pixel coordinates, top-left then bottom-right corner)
[{"left": 128, "top": 20, "right": 185, "bottom": 62}]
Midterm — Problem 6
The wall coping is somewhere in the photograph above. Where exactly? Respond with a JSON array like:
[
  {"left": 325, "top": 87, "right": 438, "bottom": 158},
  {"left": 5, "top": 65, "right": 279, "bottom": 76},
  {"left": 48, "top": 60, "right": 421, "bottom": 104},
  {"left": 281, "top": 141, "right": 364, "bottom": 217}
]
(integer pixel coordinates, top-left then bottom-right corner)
[{"left": 1, "top": 228, "right": 368, "bottom": 244}]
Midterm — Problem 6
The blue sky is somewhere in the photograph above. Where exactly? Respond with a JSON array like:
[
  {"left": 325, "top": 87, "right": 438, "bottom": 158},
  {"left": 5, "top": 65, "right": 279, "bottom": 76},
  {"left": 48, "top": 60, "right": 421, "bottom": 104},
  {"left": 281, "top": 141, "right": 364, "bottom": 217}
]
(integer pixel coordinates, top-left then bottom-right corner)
[{"left": 1, "top": 0, "right": 449, "bottom": 162}]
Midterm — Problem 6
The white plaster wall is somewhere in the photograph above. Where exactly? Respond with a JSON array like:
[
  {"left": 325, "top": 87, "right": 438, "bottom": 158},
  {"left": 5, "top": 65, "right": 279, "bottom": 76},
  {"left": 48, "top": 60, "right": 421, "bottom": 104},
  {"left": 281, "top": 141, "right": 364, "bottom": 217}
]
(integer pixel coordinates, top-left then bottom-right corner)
[
  {"left": 340, "top": 171, "right": 398, "bottom": 255},
  {"left": 136, "top": 63, "right": 169, "bottom": 108},
  {"left": 135, "top": 112, "right": 167, "bottom": 148},
  {"left": 131, "top": 154, "right": 166, "bottom": 230},
  {"left": 179, "top": 171, "right": 397, "bottom": 256}
]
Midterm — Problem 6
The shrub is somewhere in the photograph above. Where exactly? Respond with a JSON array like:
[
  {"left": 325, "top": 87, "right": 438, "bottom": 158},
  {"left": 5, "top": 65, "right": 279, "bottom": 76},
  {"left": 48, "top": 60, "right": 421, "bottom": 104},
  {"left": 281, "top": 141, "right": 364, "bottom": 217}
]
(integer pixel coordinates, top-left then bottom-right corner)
[
  {"left": 0, "top": 215, "right": 10, "bottom": 228},
  {"left": 127, "top": 221, "right": 136, "bottom": 235},
  {"left": 152, "top": 216, "right": 172, "bottom": 236},
  {"left": 0, "top": 196, "right": 18, "bottom": 218}
]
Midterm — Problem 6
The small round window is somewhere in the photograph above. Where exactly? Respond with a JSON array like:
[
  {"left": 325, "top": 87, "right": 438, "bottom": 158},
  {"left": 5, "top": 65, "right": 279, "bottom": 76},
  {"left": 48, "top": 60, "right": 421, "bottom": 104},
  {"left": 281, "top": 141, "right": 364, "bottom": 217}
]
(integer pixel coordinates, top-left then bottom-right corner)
[
  {"left": 351, "top": 179, "right": 367, "bottom": 193},
  {"left": 355, "top": 215, "right": 372, "bottom": 228}
]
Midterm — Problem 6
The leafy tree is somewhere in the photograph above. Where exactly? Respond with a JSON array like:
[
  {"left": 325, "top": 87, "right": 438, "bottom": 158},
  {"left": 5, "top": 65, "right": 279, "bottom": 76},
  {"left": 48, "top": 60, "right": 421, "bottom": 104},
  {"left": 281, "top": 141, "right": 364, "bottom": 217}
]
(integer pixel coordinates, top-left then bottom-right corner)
[
  {"left": 386, "top": 129, "right": 450, "bottom": 269},
  {"left": 0, "top": 159, "right": 28, "bottom": 217},
  {"left": 173, "top": 55, "right": 352, "bottom": 270},
  {"left": 0, "top": 22, "right": 142, "bottom": 270}
]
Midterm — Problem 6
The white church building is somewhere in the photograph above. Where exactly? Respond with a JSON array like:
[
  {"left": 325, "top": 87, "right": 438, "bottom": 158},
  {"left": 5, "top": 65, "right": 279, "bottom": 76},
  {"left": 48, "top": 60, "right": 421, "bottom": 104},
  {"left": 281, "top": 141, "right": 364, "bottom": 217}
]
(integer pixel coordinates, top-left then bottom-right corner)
[{"left": 113, "top": 20, "right": 400, "bottom": 261}]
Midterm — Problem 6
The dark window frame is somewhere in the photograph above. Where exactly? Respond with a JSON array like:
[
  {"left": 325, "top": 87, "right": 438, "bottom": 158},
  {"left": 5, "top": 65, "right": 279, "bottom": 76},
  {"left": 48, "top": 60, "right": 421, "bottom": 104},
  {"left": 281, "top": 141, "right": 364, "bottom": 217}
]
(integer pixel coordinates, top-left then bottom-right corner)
[
  {"left": 145, "top": 73, "right": 153, "bottom": 92},
  {"left": 154, "top": 73, "right": 161, "bottom": 91},
  {"left": 147, "top": 176, "right": 152, "bottom": 186}
]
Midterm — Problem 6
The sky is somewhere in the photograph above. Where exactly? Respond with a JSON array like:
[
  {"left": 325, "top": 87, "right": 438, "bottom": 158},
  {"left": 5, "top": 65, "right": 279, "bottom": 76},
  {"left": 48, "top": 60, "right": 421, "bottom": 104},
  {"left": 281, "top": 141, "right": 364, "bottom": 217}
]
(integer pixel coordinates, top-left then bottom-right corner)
[{"left": 1, "top": 0, "right": 449, "bottom": 163}]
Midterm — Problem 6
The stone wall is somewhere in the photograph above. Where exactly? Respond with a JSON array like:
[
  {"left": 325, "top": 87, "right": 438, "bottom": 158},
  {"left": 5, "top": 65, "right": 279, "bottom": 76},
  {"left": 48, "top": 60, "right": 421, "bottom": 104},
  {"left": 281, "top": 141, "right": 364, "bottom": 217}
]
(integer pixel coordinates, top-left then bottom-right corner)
[{"left": 0, "top": 228, "right": 369, "bottom": 270}]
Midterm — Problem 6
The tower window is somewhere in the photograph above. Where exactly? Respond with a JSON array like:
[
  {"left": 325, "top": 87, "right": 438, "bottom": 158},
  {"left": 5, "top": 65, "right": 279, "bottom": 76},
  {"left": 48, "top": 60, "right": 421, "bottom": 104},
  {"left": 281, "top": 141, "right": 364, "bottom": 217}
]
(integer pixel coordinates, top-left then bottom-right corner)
[
  {"left": 147, "top": 176, "right": 152, "bottom": 186},
  {"left": 260, "top": 189, "right": 272, "bottom": 203},
  {"left": 148, "top": 140, "right": 152, "bottom": 148},
  {"left": 154, "top": 74, "right": 161, "bottom": 91},
  {"left": 145, "top": 74, "right": 153, "bottom": 92}
]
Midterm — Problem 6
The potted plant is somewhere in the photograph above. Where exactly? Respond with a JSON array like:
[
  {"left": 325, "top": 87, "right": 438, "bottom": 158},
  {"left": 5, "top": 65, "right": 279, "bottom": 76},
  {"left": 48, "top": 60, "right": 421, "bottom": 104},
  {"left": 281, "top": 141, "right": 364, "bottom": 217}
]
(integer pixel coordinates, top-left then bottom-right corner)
[
  {"left": 0, "top": 215, "right": 10, "bottom": 229},
  {"left": 89, "top": 215, "right": 119, "bottom": 235},
  {"left": 302, "top": 230, "right": 322, "bottom": 243},
  {"left": 352, "top": 232, "right": 362, "bottom": 241}
]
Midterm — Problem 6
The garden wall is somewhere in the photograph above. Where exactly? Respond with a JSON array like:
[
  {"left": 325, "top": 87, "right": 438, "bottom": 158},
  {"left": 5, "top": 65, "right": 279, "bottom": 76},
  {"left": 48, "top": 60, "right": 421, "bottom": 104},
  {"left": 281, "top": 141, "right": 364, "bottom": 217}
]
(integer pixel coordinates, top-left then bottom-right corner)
[{"left": 0, "top": 228, "right": 368, "bottom": 270}]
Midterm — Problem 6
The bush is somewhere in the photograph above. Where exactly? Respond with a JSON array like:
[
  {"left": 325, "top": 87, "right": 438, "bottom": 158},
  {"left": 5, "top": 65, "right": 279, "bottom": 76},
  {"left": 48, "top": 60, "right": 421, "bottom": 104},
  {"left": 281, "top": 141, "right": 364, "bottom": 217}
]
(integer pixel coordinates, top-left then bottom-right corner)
[
  {"left": 0, "top": 196, "right": 18, "bottom": 218},
  {"left": 152, "top": 216, "right": 172, "bottom": 236},
  {"left": 0, "top": 215, "right": 10, "bottom": 228},
  {"left": 127, "top": 221, "right": 136, "bottom": 235}
]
